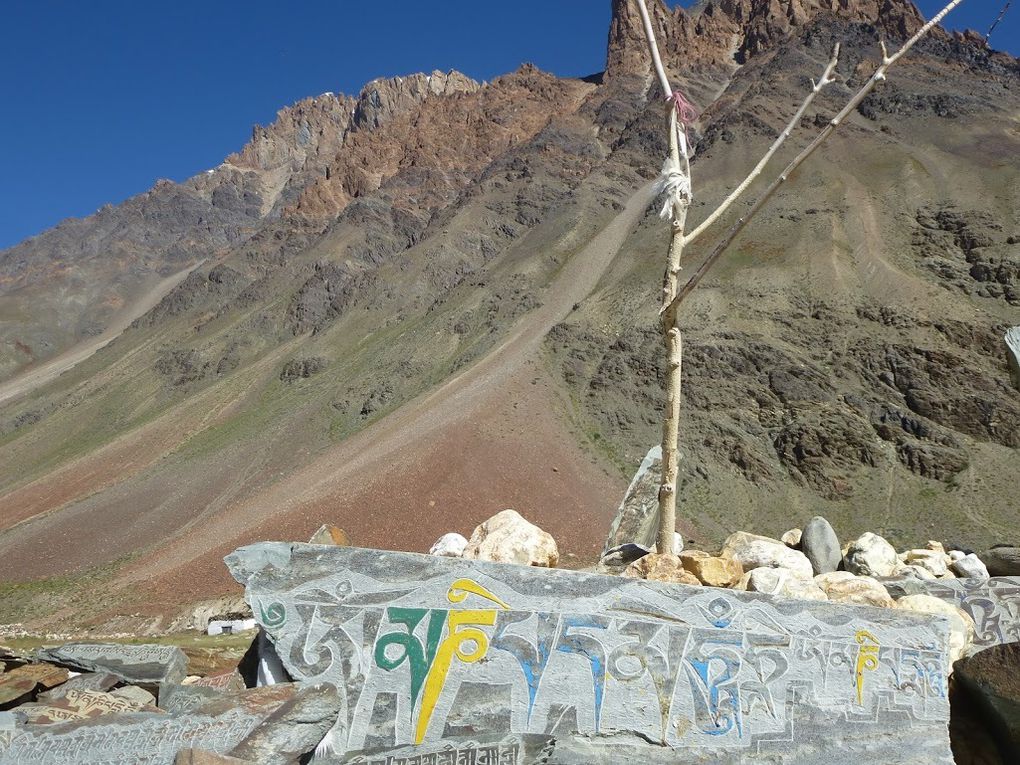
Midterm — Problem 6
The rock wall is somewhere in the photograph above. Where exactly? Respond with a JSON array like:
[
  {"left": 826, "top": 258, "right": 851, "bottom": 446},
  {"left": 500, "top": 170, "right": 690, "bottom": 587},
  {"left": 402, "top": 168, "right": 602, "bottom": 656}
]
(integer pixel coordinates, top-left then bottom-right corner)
[{"left": 227, "top": 542, "right": 955, "bottom": 764}]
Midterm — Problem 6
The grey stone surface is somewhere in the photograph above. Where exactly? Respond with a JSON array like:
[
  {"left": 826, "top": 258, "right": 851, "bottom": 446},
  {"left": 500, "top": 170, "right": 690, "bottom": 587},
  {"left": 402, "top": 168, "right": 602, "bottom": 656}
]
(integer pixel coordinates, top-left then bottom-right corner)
[
  {"left": 38, "top": 672, "right": 120, "bottom": 701},
  {"left": 0, "top": 709, "right": 264, "bottom": 765},
  {"left": 35, "top": 643, "right": 188, "bottom": 687},
  {"left": 799, "top": 516, "right": 841, "bottom": 575},
  {"left": 881, "top": 576, "right": 1020, "bottom": 650},
  {"left": 954, "top": 642, "right": 1020, "bottom": 762},
  {"left": 227, "top": 542, "right": 955, "bottom": 764},
  {"left": 602, "top": 445, "right": 660, "bottom": 552},
  {"left": 984, "top": 546, "right": 1020, "bottom": 577},
  {"left": 229, "top": 682, "right": 340, "bottom": 764},
  {"left": 161, "top": 683, "right": 227, "bottom": 714}
]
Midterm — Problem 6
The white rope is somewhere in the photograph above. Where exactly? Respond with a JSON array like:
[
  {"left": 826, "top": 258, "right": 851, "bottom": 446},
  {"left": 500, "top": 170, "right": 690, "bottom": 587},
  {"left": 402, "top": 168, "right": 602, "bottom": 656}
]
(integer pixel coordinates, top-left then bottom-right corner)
[{"left": 654, "top": 153, "right": 691, "bottom": 222}]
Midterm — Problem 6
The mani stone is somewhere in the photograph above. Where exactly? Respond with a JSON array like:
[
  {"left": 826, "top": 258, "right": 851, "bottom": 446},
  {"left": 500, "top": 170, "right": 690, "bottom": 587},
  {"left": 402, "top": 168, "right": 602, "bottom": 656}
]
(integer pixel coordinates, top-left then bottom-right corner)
[
  {"left": 0, "top": 707, "right": 273, "bottom": 764},
  {"left": 39, "top": 672, "right": 119, "bottom": 701},
  {"left": 227, "top": 541, "right": 957, "bottom": 764},
  {"left": 462, "top": 509, "right": 559, "bottom": 567},
  {"left": 15, "top": 688, "right": 160, "bottom": 724},
  {"left": 844, "top": 532, "right": 899, "bottom": 577},
  {"left": 876, "top": 576, "right": 1020, "bottom": 650},
  {"left": 35, "top": 643, "right": 188, "bottom": 687},
  {"left": 174, "top": 750, "right": 254, "bottom": 765},
  {"left": 799, "top": 517, "right": 840, "bottom": 574},
  {"left": 161, "top": 683, "right": 226, "bottom": 714}
]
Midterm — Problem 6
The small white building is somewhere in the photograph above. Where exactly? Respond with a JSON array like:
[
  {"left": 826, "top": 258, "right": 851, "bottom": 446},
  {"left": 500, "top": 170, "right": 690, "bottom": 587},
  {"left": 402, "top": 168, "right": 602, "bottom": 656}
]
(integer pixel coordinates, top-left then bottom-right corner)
[{"left": 207, "top": 618, "right": 257, "bottom": 636}]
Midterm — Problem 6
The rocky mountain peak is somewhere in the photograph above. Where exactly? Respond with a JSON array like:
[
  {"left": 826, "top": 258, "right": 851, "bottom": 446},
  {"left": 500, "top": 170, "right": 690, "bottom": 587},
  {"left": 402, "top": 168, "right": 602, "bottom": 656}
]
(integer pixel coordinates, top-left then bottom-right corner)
[
  {"left": 352, "top": 70, "right": 480, "bottom": 130},
  {"left": 225, "top": 92, "right": 357, "bottom": 174},
  {"left": 606, "top": 0, "right": 926, "bottom": 79}
]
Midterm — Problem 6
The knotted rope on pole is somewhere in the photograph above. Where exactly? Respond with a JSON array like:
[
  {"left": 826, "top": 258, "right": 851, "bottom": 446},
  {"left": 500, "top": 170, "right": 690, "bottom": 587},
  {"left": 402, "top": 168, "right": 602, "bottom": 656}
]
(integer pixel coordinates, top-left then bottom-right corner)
[{"left": 654, "top": 153, "right": 691, "bottom": 222}]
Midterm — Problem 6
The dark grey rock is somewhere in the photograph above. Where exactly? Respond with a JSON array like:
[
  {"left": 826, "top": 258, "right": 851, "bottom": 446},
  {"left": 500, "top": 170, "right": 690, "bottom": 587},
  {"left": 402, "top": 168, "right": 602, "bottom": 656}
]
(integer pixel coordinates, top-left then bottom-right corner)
[
  {"left": 799, "top": 516, "right": 841, "bottom": 574},
  {"left": 160, "top": 683, "right": 227, "bottom": 714},
  {"left": 34, "top": 643, "right": 187, "bottom": 687},
  {"left": 984, "top": 546, "right": 1020, "bottom": 577},
  {"left": 229, "top": 683, "right": 341, "bottom": 765},
  {"left": 954, "top": 642, "right": 1020, "bottom": 762},
  {"left": 598, "top": 542, "right": 652, "bottom": 567}
]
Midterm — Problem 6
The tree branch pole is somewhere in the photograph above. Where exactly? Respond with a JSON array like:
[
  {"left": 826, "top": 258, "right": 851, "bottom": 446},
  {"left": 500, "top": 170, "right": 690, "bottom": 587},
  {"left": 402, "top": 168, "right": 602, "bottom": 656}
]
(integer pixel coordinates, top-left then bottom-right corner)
[
  {"left": 635, "top": 0, "right": 690, "bottom": 557},
  {"left": 664, "top": 0, "right": 966, "bottom": 315},
  {"left": 684, "top": 44, "right": 841, "bottom": 247}
]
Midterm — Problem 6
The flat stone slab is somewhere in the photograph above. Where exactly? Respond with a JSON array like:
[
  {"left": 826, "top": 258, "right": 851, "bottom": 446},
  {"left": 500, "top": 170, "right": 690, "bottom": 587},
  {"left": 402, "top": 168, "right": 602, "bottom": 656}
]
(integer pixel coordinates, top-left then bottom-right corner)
[
  {"left": 0, "top": 685, "right": 302, "bottom": 764},
  {"left": 39, "top": 672, "right": 119, "bottom": 701},
  {"left": 15, "top": 688, "right": 160, "bottom": 724},
  {"left": 35, "top": 643, "right": 187, "bottom": 686},
  {"left": 0, "top": 663, "right": 68, "bottom": 708},
  {"left": 227, "top": 542, "right": 955, "bottom": 764}
]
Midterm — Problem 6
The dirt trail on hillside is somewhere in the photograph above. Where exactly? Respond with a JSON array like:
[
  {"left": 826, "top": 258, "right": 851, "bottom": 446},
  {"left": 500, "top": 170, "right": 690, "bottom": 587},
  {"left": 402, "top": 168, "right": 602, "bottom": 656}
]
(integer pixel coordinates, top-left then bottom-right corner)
[
  {"left": 0, "top": 263, "right": 204, "bottom": 406},
  {"left": 108, "top": 185, "right": 656, "bottom": 602}
]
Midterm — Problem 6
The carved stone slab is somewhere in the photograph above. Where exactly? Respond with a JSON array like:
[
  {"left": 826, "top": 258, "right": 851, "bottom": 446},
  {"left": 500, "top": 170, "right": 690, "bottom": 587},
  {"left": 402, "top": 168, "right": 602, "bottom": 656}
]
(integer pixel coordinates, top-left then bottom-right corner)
[
  {"left": 0, "top": 709, "right": 261, "bottom": 765},
  {"left": 15, "top": 687, "right": 160, "bottom": 724},
  {"left": 227, "top": 543, "right": 955, "bottom": 764},
  {"left": 0, "top": 685, "right": 307, "bottom": 764},
  {"left": 39, "top": 672, "right": 119, "bottom": 701},
  {"left": 35, "top": 643, "right": 187, "bottom": 686},
  {"left": 884, "top": 576, "right": 1020, "bottom": 650}
]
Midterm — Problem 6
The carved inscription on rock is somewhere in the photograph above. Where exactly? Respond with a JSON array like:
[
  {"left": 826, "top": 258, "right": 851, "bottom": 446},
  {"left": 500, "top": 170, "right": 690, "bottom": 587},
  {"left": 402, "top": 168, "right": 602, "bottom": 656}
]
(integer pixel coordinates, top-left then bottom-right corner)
[{"left": 228, "top": 543, "right": 956, "bottom": 764}]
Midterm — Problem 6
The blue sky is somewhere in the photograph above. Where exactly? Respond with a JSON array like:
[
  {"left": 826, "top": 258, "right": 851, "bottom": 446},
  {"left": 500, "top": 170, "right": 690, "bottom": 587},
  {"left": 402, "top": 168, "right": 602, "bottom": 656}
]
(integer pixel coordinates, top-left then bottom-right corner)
[{"left": 0, "top": 1, "right": 1013, "bottom": 250}]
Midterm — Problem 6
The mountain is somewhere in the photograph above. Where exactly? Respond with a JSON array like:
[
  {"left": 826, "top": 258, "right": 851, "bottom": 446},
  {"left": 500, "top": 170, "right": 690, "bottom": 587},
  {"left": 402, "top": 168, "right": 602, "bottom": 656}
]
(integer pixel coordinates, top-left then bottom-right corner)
[{"left": 0, "top": 0, "right": 1016, "bottom": 628}]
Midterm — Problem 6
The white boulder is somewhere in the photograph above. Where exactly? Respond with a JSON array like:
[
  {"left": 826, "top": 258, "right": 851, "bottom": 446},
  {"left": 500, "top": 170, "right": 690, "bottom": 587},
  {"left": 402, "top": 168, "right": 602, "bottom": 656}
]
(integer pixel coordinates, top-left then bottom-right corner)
[
  {"left": 951, "top": 553, "right": 990, "bottom": 580},
  {"left": 896, "top": 594, "right": 976, "bottom": 666},
  {"left": 429, "top": 532, "right": 468, "bottom": 558},
  {"left": 814, "top": 572, "right": 894, "bottom": 608},
  {"left": 463, "top": 509, "right": 559, "bottom": 567},
  {"left": 904, "top": 549, "right": 950, "bottom": 578},
  {"left": 742, "top": 568, "right": 827, "bottom": 601},
  {"left": 843, "top": 532, "right": 899, "bottom": 577},
  {"left": 722, "top": 532, "right": 814, "bottom": 580}
]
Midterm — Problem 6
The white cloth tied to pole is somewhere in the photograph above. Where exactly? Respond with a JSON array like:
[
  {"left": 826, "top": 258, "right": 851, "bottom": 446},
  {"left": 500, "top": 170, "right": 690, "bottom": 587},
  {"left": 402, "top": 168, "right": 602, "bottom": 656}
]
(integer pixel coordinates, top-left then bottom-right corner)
[{"left": 654, "top": 154, "right": 691, "bottom": 222}]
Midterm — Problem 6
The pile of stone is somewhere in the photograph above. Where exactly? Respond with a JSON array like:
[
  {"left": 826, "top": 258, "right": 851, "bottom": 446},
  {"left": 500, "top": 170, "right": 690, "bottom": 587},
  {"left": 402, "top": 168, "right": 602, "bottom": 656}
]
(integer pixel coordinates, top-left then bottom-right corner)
[
  {"left": 0, "top": 638, "right": 346, "bottom": 764},
  {"left": 428, "top": 509, "right": 1020, "bottom": 667}
]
